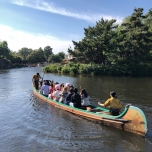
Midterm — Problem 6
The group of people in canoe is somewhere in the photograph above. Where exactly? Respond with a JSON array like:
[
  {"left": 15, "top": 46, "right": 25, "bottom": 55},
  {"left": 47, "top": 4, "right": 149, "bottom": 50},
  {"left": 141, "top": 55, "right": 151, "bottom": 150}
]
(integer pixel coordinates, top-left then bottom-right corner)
[{"left": 32, "top": 73, "right": 122, "bottom": 116}]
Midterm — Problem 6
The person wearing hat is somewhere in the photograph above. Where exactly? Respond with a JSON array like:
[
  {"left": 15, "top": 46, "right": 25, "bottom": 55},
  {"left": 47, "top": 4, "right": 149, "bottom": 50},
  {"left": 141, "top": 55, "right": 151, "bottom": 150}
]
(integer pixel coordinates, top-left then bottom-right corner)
[
  {"left": 52, "top": 84, "right": 61, "bottom": 101},
  {"left": 32, "top": 73, "right": 42, "bottom": 90},
  {"left": 98, "top": 91, "right": 122, "bottom": 116}
]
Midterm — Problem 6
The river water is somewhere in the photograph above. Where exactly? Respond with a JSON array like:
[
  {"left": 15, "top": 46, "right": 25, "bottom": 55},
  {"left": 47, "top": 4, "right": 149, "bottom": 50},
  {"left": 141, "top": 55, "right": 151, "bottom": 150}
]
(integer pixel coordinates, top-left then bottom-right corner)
[{"left": 0, "top": 67, "right": 152, "bottom": 152}]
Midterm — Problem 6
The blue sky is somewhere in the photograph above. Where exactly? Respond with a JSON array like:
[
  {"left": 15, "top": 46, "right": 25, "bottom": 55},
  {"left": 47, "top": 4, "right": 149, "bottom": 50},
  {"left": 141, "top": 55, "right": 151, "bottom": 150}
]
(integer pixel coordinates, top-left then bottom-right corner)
[{"left": 0, "top": 0, "right": 151, "bottom": 54}]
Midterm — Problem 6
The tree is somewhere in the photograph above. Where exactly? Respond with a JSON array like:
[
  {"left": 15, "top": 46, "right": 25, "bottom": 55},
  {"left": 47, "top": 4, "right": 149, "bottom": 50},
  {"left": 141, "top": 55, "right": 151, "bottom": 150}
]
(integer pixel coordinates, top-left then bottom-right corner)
[
  {"left": 44, "top": 46, "right": 53, "bottom": 62},
  {"left": 48, "top": 54, "right": 62, "bottom": 63},
  {"left": 119, "top": 8, "right": 152, "bottom": 66},
  {"left": 37, "top": 47, "right": 46, "bottom": 61},
  {"left": 27, "top": 48, "right": 45, "bottom": 63},
  {"left": 17, "top": 47, "right": 32, "bottom": 61},
  {"left": 0, "top": 41, "right": 10, "bottom": 57},
  {"left": 57, "top": 52, "right": 65, "bottom": 60},
  {"left": 68, "top": 18, "right": 118, "bottom": 65}
]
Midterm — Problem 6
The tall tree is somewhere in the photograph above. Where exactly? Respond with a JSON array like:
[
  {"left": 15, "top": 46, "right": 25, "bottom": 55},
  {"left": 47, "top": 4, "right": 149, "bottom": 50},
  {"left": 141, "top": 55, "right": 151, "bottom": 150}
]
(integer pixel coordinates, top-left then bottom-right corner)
[
  {"left": 58, "top": 51, "right": 65, "bottom": 60},
  {"left": 119, "top": 8, "right": 152, "bottom": 66},
  {"left": 17, "top": 47, "right": 32, "bottom": 61},
  {"left": 0, "top": 41, "right": 10, "bottom": 57},
  {"left": 68, "top": 18, "right": 118, "bottom": 64},
  {"left": 27, "top": 48, "right": 45, "bottom": 63},
  {"left": 44, "top": 46, "right": 53, "bottom": 62}
]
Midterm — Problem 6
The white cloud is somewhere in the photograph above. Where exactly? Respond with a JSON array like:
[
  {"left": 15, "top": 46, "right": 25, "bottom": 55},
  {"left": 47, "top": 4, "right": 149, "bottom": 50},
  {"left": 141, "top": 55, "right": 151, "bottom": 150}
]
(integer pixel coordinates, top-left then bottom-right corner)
[
  {"left": 0, "top": 24, "right": 73, "bottom": 53},
  {"left": 11, "top": 0, "right": 123, "bottom": 23}
]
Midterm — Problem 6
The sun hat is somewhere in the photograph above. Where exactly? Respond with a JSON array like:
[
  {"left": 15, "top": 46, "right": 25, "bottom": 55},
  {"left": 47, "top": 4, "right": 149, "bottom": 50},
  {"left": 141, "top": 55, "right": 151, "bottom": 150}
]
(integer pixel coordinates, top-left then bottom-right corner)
[
  {"left": 65, "top": 83, "right": 70, "bottom": 87},
  {"left": 55, "top": 84, "right": 60, "bottom": 90}
]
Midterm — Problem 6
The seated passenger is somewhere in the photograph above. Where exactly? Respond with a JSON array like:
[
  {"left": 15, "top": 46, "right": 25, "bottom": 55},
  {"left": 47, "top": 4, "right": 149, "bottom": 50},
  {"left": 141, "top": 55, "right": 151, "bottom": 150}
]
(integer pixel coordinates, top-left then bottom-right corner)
[
  {"left": 98, "top": 91, "right": 122, "bottom": 116},
  {"left": 48, "top": 83, "right": 54, "bottom": 99},
  {"left": 71, "top": 88, "right": 81, "bottom": 108},
  {"left": 80, "top": 89, "right": 91, "bottom": 110},
  {"left": 40, "top": 82, "right": 50, "bottom": 97},
  {"left": 59, "top": 87, "right": 68, "bottom": 103},
  {"left": 65, "top": 88, "right": 74, "bottom": 105},
  {"left": 65, "top": 82, "right": 71, "bottom": 92},
  {"left": 52, "top": 84, "right": 61, "bottom": 101},
  {"left": 60, "top": 83, "right": 64, "bottom": 91}
]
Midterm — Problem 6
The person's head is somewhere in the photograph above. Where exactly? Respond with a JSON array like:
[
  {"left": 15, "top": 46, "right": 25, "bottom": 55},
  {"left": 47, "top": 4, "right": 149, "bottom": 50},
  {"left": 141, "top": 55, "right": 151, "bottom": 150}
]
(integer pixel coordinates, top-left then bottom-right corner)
[
  {"left": 70, "top": 85, "right": 74, "bottom": 90},
  {"left": 37, "top": 73, "right": 40, "bottom": 76},
  {"left": 65, "top": 83, "right": 70, "bottom": 87},
  {"left": 63, "top": 87, "right": 68, "bottom": 92},
  {"left": 60, "top": 83, "right": 64, "bottom": 88},
  {"left": 74, "top": 88, "right": 78, "bottom": 93},
  {"left": 110, "top": 91, "right": 117, "bottom": 98},
  {"left": 81, "top": 89, "right": 88, "bottom": 98},
  {"left": 55, "top": 84, "right": 60, "bottom": 90},
  {"left": 69, "top": 88, "right": 74, "bottom": 93}
]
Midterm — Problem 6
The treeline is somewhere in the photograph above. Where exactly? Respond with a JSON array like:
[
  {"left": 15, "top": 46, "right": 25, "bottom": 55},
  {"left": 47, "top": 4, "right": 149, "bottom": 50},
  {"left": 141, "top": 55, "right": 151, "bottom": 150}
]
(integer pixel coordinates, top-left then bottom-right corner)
[
  {"left": 0, "top": 40, "right": 65, "bottom": 68},
  {"left": 16, "top": 46, "right": 65, "bottom": 63},
  {"left": 65, "top": 8, "right": 152, "bottom": 75}
]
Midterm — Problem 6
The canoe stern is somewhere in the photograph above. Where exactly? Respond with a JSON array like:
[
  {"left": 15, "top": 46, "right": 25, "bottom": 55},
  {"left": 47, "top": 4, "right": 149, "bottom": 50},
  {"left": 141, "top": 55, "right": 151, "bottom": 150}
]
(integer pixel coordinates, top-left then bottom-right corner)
[{"left": 122, "top": 105, "right": 148, "bottom": 136}]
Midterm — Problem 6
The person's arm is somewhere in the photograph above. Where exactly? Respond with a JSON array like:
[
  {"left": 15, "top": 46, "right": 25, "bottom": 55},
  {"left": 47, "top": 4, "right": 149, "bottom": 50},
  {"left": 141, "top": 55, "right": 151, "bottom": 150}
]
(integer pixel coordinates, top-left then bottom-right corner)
[
  {"left": 98, "top": 102, "right": 104, "bottom": 107},
  {"left": 39, "top": 75, "right": 42, "bottom": 79}
]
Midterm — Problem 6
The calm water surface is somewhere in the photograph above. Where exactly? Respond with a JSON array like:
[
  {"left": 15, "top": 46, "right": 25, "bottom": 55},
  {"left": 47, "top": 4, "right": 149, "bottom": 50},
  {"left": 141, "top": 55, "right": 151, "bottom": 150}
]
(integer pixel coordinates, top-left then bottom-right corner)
[{"left": 0, "top": 67, "right": 152, "bottom": 152}]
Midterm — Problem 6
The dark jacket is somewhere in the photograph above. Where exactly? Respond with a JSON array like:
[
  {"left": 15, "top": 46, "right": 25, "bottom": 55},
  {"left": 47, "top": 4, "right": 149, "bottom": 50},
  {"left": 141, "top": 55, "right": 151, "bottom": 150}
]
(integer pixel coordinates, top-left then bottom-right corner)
[
  {"left": 71, "top": 93, "right": 81, "bottom": 108},
  {"left": 66, "top": 92, "right": 74, "bottom": 103}
]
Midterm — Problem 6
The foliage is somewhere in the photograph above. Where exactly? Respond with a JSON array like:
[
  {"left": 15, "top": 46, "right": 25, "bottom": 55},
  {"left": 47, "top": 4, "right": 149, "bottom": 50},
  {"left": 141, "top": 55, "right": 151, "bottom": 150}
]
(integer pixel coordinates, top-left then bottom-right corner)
[
  {"left": 1, "top": 7, "right": 152, "bottom": 75},
  {"left": 0, "top": 41, "right": 10, "bottom": 57},
  {"left": 43, "top": 61, "right": 152, "bottom": 76},
  {"left": 43, "top": 64, "right": 58, "bottom": 73},
  {"left": 26, "top": 48, "right": 45, "bottom": 63},
  {"left": 44, "top": 46, "right": 53, "bottom": 62},
  {"left": 48, "top": 52, "right": 65, "bottom": 63},
  {"left": 67, "top": 8, "right": 152, "bottom": 75},
  {"left": 17, "top": 47, "right": 32, "bottom": 61}
]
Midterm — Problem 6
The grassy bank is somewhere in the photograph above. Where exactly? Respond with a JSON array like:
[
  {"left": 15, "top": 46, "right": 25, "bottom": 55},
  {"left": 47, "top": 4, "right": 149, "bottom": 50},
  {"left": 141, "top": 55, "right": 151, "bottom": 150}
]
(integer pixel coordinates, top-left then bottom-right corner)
[{"left": 43, "top": 62, "right": 152, "bottom": 76}]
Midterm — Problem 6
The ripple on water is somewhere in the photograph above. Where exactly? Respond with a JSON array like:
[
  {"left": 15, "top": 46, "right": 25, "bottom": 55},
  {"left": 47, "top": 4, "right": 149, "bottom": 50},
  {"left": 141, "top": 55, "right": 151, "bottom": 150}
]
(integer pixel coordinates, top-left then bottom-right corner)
[{"left": 0, "top": 68, "right": 152, "bottom": 152}]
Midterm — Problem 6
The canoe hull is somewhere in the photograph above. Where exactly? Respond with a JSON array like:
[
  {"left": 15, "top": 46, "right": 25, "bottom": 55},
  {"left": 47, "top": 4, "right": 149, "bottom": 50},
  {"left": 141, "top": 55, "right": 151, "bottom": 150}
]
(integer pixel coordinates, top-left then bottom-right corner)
[{"left": 32, "top": 86, "right": 147, "bottom": 136}]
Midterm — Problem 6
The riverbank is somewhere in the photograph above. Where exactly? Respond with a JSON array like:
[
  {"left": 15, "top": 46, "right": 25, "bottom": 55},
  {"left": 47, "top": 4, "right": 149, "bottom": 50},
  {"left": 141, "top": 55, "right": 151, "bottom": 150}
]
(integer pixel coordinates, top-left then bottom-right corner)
[
  {"left": 43, "top": 62, "right": 152, "bottom": 76},
  {"left": 0, "top": 57, "right": 28, "bottom": 69}
]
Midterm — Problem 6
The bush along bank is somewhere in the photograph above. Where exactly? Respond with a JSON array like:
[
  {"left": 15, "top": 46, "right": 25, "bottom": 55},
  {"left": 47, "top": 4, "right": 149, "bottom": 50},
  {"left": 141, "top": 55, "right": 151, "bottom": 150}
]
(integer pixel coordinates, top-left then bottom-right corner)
[{"left": 43, "top": 62, "right": 152, "bottom": 76}]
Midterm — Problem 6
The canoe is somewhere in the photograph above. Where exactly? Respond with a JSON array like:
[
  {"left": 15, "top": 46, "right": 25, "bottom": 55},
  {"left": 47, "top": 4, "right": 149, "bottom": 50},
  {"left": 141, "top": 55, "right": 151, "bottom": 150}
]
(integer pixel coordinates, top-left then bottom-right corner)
[{"left": 32, "top": 85, "right": 148, "bottom": 136}]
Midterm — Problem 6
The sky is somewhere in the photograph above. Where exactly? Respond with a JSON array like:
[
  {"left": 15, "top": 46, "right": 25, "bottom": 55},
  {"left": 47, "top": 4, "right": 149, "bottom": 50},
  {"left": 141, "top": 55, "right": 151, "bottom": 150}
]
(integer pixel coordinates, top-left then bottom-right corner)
[{"left": 0, "top": 0, "right": 151, "bottom": 54}]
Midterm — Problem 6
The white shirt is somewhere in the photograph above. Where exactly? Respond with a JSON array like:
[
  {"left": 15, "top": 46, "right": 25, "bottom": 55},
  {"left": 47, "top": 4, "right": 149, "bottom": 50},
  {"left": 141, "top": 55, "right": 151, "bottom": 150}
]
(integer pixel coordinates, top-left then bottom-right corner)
[
  {"left": 81, "top": 96, "right": 91, "bottom": 106},
  {"left": 40, "top": 85, "right": 50, "bottom": 96},
  {"left": 52, "top": 90, "right": 61, "bottom": 101}
]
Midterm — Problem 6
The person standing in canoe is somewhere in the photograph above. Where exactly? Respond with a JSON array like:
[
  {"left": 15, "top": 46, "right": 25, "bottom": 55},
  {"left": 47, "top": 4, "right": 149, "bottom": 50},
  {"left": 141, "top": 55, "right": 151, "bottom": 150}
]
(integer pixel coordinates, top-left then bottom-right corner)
[
  {"left": 32, "top": 73, "right": 42, "bottom": 90},
  {"left": 98, "top": 91, "right": 122, "bottom": 116}
]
